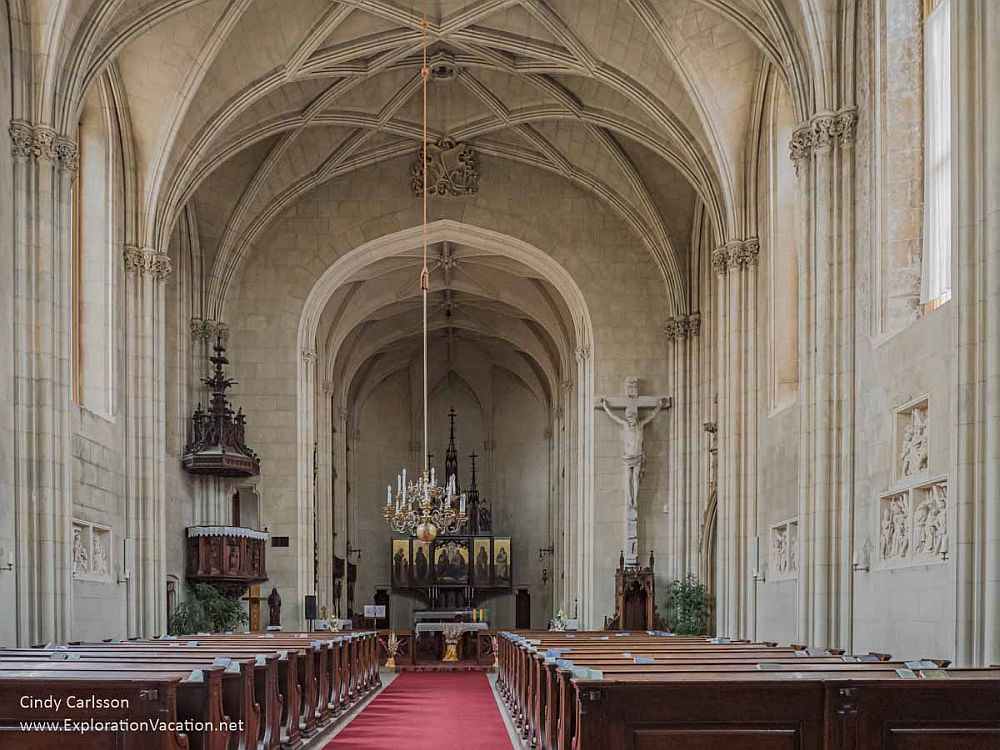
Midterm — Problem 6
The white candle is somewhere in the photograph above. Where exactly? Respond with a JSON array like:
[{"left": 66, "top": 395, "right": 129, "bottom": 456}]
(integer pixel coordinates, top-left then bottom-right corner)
[
  {"left": 386, "top": 485, "right": 392, "bottom": 506},
  {"left": 431, "top": 467, "right": 435, "bottom": 485},
  {"left": 460, "top": 496, "right": 466, "bottom": 514}
]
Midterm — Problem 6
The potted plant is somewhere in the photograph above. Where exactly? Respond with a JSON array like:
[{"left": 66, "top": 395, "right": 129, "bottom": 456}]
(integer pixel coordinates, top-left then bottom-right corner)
[
  {"left": 665, "top": 574, "right": 711, "bottom": 635},
  {"left": 168, "top": 583, "right": 248, "bottom": 635}
]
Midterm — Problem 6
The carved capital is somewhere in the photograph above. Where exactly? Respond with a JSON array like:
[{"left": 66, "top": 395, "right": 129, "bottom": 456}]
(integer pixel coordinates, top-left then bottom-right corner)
[
  {"left": 789, "top": 109, "right": 858, "bottom": 173},
  {"left": 124, "top": 246, "right": 172, "bottom": 280},
  {"left": 190, "top": 317, "right": 229, "bottom": 342},
  {"left": 301, "top": 348, "right": 317, "bottom": 363},
  {"left": 712, "top": 246, "right": 730, "bottom": 276},
  {"left": 575, "top": 345, "right": 591, "bottom": 363},
  {"left": 8, "top": 121, "right": 79, "bottom": 173},
  {"left": 665, "top": 312, "right": 703, "bottom": 342},
  {"left": 689, "top": 312, "right": 702, "bottom": 337},
  {"left": 789, "top": 123, "right": 813, "bottom": 167},
  {"left": 322, "top": 380, "right": 335, "bottom": 395},
  {"left": 729, "top": 238, "right": 759, "bottom": 270},
  {"left": 702, "top": 421, "right": 718, "bottom": 434},
  {"left": 560, "top": 379, "right": 574, "bottom": 394}
]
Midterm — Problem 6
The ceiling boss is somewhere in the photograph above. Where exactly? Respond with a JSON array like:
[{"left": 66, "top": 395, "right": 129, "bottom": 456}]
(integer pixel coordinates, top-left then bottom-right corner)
[{"left": 382, "top": 18, "right": 468, "bottom": 544}]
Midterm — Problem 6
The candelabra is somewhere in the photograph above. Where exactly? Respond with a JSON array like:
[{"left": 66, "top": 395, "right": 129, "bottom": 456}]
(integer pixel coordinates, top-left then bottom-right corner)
[{"left": 383, "top": 468, "right": 468, "bottom": 542}]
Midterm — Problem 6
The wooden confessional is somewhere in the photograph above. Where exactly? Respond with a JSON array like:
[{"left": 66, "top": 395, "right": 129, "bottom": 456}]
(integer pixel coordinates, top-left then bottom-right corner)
[{"left": 604, "top": 550, "right": 667, "bottom": 631}]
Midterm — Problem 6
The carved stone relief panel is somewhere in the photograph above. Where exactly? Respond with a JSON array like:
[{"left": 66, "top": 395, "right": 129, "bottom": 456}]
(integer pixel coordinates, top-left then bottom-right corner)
[
  {"left": 894, "top": 396, "right": 929, "bottom": 483},
  {"left": 769, "top": 518, "right": 799, "bottom": 580},
  {"left": 877, "top": 477, "right": 948, "bottom": 568},
  {"left": 878, "top": 490, "right": 911, "bottom": 564},
  {"left": 73, "top": 520, "right": 113, "bottom": 581},
  {"left": 410, "top": 138, "right": 479, "bottom": 196}
]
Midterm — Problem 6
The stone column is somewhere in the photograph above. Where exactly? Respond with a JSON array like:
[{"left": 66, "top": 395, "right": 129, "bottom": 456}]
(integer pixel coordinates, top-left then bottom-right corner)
[
  {"left": 123, "top": 245, "right": 172, "bottom": 638},
  {"left": 574, "top": 344, "right": 595, "bottom": 626},
  {"left": 714, "top": 239, "right": 760, "bottom": 638},
  {"left": 9, "top": 121, "right": 78, "bottom": 645},
  {"left": 331, "top": 402, "right": 349, "bottom": 615},
  {"left": 665, "top": 313, "right": 701, "bottom": 582},
  {"left": 954, "top": 0, "right": 1000, "bottom": 667},
  {"left": 791, "top": 109, "right": 858, "bottom": 650},
  {"left": 556, "top": 379, "right": 573, "bottom": 615},
  {"left": 296, "top": 347, "right": 318, "bottom": 623},
  {"left": 315, "top": 380, "right": 335, "bottom": 608}
]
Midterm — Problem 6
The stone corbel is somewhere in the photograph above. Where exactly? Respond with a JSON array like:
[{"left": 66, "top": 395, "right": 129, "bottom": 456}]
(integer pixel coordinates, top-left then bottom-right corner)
[
  {"left": 8, "top": 120, "right": 79, "bottom": 173},
  {"left": 124, "top": 245, "right": 172, "bottom": 280}
]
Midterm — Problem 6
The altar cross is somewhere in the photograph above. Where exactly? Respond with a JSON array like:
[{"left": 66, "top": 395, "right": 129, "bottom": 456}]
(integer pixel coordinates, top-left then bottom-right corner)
[{"left": 596, "top": 377, "right": 671, "bottom": 565}]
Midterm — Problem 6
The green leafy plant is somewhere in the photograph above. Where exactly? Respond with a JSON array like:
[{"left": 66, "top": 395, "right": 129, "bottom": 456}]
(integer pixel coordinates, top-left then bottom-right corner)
[
  {"left": 168, "top": 583, "right": 248, "bottom": 635},
  {"left": 665, "top": 574, "right": 711, "bottom": 635}
]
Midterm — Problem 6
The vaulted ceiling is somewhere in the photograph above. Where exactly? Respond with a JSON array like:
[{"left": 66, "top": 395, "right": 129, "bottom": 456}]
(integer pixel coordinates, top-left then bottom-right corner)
[
  {"left": 32, "top": 0, "right": 822, "bottom": 315},
  {"left": 23, "top": 0, "right": 826, "bottom": 414},
  {"left": 320, "top": 239, "right": 574, "bottom": 417}
]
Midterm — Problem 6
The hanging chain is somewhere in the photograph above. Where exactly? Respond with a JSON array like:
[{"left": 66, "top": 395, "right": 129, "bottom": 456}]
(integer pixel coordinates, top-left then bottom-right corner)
[{"left": 421, "top": 18, "right": 430, "bottom": 479}]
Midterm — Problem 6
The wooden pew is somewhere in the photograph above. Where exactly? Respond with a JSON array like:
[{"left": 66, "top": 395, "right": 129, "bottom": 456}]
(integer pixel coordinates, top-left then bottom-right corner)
[
  {"left": 0, "top": 630, "right": 379, "bottom": 750},
  {"left": 498, "top": 631, "right": 1000, "bottom": 750},
  {"left": 0, "top": 673, "right": 191, "bottom": 750},
  {"left": 0, "top": 651, "right": 266, "bottom": 750},
  {"left": 569, "top": 668, "right": 1000, "bottom": 750},
  {"left": 0, "top": 664, "right": 231, "bottom": 750}
]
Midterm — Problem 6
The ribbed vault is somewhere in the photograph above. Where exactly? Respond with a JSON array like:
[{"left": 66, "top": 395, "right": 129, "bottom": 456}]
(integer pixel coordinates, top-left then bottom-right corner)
[{"left": 28, "top": 0, "right": 825, "bottom": 322}]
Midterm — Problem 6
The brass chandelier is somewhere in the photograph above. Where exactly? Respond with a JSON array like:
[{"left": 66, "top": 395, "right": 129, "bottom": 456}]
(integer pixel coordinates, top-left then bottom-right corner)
[{"left": 382, "top": 20, "right": 467, "bottom": 544}]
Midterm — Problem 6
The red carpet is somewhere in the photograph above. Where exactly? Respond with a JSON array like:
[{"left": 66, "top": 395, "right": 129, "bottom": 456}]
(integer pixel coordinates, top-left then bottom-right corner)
[{"left": 324, "top": 672, "right": 513, "bottom": 749}]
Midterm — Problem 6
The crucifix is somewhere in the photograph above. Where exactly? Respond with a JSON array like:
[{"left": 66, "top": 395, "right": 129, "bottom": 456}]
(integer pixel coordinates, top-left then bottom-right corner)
[{"left": 596, "top": 376, "right": 671, "bottom": 565}]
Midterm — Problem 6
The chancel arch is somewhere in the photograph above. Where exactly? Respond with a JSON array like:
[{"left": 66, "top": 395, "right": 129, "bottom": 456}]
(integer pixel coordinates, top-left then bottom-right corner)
[{"left": 292, "top": 220, "right": 600, "bottom": 629}]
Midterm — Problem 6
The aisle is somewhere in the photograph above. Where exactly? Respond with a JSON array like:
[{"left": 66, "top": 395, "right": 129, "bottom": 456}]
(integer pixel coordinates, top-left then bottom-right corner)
[{"left": 323, "top": 672, "right": 514, "bottom": 749}]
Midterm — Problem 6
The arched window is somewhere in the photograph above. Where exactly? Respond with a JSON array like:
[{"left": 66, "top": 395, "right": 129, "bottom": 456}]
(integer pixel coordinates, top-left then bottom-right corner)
[
  {"left": 921, "top": 0, "right": 952, "bottom": 310},
  {"left": 72, "top": 82, "right": 117, "bottom": 416}
]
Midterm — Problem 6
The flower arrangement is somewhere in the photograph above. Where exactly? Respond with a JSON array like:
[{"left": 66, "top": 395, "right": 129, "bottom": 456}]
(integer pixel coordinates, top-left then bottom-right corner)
[
  {"left": 490, "top": 634, "right": 499, "bottom": 668},
  {"left": 549, "top": 609, "right": 567, "bottom": 631},
  {"left": 441, "top": 622, "right": 464, "bottom": 662},
  {"left": 381, "top": 631, "right": 400, "bottom": 669},
  {"left": 327, "top": 616, "right": 343, "bottom": 632}
]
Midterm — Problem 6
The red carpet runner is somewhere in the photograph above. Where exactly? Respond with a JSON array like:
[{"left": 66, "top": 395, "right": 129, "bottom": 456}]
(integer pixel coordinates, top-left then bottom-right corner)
[{"left": 324, "top": 672, "right": 513, "bottom": 749}]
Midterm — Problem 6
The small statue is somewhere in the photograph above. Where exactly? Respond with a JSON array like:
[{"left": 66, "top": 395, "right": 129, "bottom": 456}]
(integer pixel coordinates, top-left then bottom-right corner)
[{"left": 267, "top": 587, "right": 281, "bottom": 628}]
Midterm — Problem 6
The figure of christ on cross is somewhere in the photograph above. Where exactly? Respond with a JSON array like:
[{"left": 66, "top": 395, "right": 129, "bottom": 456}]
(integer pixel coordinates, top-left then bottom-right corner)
[{"left": 597, "top": 376, "right": 671, "bottom": 565}]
